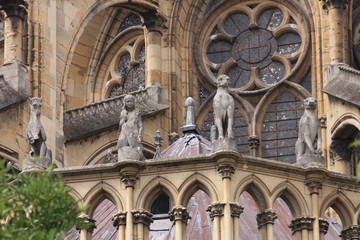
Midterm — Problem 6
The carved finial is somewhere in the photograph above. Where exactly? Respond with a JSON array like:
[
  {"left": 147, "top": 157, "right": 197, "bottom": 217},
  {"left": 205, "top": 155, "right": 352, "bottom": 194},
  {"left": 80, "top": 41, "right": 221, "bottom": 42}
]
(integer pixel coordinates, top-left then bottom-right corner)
[
  {"left": 180, "top": 97, "right": 198, "bottom": 134},
  {"left": 153, "top": 129, "right": 162, "bottom": 159}
]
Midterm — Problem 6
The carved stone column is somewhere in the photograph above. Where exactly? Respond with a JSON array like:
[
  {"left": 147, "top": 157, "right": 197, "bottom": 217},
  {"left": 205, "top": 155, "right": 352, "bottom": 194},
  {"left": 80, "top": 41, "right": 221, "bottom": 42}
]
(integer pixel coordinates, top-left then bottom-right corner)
[
  {"left": 256, "top": 209, "right": 277, "bottom": 240},
  {"left": 169, "top": 206, "right": 191, "bottom": 240},
  {"left": 230, "top": 202, "right": 244, "bottom": 239},
  {"left": 121, "top": 167, "right": 140, "bottom": 240},
  {"left": 207, "top": 202, "right": 225, "bottom": 240},
  {"left": 341, "top": 225, "right": 360, "bottom": 240},
  {"left": 132, "top": 209, "right": 153, "bottom": 240},
  {"left": 141, "top": 10, "right": 166, "bottom": 86},
  {"left": 289, "top": 216, "right": 315, "bottom": 240},
  {"left": 248, "top": 135, "right": 260, "bottom": 156},
  {"left": 321, "top": 0, "right": 350, "bottom": 64},
  {"left": 305, "top": 178, "right": 323, "bottom": 240},
  {"left": 77, "top": 214, "right": 96, "bottom": 240},
  {"left": 0, "top": 0, "right": 28, "bottom": 63},
  {"left": 217, "top": 159, "right": 235, "bottom": 240},
  {"left": 112, "top": 211, "right": 127, "bottom": 240}
]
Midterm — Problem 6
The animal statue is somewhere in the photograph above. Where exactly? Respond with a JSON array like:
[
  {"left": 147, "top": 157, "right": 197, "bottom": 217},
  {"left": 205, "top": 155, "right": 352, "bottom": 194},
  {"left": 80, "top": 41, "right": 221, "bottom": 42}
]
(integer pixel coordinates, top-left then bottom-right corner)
[
  {"left": 211, "top": 74, "right": 235, "bottom": 141},
  {"left": 26, "top": 97, "right": 52, "bottom": 162},
  {"left": 295, "top": 97, "right": 322, "bottom": 161}
]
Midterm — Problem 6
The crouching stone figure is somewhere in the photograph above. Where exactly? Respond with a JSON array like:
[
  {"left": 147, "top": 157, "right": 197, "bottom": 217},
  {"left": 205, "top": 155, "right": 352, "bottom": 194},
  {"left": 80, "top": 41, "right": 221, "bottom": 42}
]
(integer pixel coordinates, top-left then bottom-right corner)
[{"left": 295, "top": 97, "right": 324, "bottom": 166}]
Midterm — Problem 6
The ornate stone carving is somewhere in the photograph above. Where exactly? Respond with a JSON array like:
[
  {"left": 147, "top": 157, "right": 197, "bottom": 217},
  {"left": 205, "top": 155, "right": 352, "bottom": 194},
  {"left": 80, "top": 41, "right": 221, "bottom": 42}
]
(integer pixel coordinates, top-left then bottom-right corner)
[
  {"left": 341, "top": 225, "right": 360, "bottom": 239},
  {"left": 121, "top": 172, "right": 138, "bottom": 187},
  {"left": 289, "top": 216, "right": 315, "bottom": 233},
  {"left": 322, "top": 0, "right": 349, "bottom": 10},
  {"left": 77, "top": 214, "right": 96, "bottom": 232},
  {"left": 153, "top": 129, "right": 162, "bottom": 159},
  {"left": 319, "top": 218, "right": 329, "bottom": 234},
  {"left": 230, "top": 202, "right": 244, "bottom": 218},
  {"left": 117, "top": 94, "right": 145, "bottom": 161},
  {"left": 141, "top": 10, "right": 167, "bottom": 33},
  {"left": 217, "top": 161, "right": 235, "bottom": 179},
  {"left": 248, "top": 135, "right": 260, "bottom": 150},
  {"left": 305, "top": 179, "right": 323, "bottom": 194},
  {"left": 0, "top": 0, "right": 29, "bottom": 19},
  {"left": 23, "top": 97, "right": 52, "bottom": 171},
  {"left": 256, "top": 209, "right": 277, "bottom": 228},
  {"left": 132, "top": 210, "right": 153, "bottom": 226},
  {"left": 206, "top": 202, "right": 225, "bottom": 220},
  {"left": 295, "top": 97, "right": 324, "bottom": 167},
  {"left": 169, "top": 206, "right": 191, "bottom": 223},
  {"left": 112, "top": 211, "right": 127, "bottom": 229}
]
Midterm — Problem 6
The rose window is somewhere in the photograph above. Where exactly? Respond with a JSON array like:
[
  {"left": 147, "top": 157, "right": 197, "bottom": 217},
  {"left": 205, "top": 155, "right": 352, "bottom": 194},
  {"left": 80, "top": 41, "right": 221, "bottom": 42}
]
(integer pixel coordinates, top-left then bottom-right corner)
[{"left": 197, "top": 2, "right": 308, "bottom": 92}]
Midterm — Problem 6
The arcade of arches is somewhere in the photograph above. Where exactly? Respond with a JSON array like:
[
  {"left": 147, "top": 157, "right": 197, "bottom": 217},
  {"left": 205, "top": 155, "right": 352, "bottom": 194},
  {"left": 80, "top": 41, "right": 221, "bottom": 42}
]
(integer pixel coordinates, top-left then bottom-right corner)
[{"left": 0, "top": 0, "right": 360, "bottom": 239}]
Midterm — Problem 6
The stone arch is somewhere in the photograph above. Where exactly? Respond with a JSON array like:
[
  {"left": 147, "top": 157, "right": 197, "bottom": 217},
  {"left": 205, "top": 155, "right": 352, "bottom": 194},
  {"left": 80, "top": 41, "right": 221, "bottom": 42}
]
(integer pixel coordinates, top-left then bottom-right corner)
[
  {"left": 83, "top": 182, "right": 124, "bottom": 216},
  {"left": 136, "top": 176, "right": 178, "bottom": 210},
  {"left": 234, "top": 175, "right": 271, "bottom": 211},
  {"left": 68, "top": 187, "right": 85, "bottom": 209},
  {"left": 178, "top": 173, "right": 219, "bottom": 206},
  {"left": 60, "top": 0, "right": 158, "bottom": 110},
  {"left": 271, "top": 181, "right": 309, "bottom": 216},
  {"left": 320, "top": 191, "right": 355, "bottom": 228}
]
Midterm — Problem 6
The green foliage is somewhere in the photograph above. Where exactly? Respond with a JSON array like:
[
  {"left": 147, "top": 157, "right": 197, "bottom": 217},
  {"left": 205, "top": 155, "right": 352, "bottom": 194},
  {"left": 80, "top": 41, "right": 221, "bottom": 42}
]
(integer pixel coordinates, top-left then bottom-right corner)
[{"left": 0, "top": 161, "right": 88, "bottom": 240}]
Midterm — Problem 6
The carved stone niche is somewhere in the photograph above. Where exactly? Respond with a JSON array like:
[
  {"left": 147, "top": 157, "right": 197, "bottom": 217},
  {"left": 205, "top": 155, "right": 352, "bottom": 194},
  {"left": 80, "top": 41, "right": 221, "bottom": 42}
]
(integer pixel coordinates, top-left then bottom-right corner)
[
  {"left": 0, "top": 63, "right": 30, "bottom": 110},
  {"left": 63, "top": 85, "right": 168, "bottom": 142}
]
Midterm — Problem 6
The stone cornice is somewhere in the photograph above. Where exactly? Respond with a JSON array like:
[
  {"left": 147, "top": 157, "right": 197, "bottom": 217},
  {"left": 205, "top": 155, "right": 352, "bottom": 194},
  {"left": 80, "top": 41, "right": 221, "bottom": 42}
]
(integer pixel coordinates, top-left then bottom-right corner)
[{"left": 64, "top": 85, "right": 168, "bottom": 142}]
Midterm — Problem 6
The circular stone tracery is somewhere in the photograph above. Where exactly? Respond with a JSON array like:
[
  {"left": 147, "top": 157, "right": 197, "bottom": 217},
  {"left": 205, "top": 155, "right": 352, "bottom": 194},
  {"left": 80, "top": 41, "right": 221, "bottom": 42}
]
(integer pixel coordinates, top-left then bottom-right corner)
[{"left": 233, "top": 29, "right": 277, "bottom": 69}]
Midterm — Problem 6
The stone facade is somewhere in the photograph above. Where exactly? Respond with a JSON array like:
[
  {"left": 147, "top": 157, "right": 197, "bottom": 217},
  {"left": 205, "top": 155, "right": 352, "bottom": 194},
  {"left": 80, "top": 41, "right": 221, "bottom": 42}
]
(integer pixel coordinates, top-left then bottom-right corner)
[{"left": 0, "top": 0, "right": 360, "bottom": 239}]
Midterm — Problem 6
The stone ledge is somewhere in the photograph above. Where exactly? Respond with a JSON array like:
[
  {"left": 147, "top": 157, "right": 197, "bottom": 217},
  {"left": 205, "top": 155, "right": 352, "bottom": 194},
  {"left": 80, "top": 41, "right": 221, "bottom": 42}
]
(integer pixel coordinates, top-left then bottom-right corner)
[{"left": 64, "top": 85, "right": 168, "bottom": 142}]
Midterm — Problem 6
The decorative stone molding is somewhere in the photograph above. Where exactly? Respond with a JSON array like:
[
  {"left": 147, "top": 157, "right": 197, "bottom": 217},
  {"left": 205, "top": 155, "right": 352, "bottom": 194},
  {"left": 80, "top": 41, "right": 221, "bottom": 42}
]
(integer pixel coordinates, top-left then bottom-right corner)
[
  {"left": 77, "top": 214, "right": 96, "bottom": 232},
  {"left": 169, "top": 206, "right": 191, "bottom": 223},
  {"left": 230, "top": 202, "right": 244, "bottom": 218},
  {"left": 330, "top": 139, "right": 352, "bottom": 162},
  {"left": 0, "top": 0, "right": 29, "bottom": 19},
  {"left": 319, "top": 218, "right": 329, "bottom": 234},
  {"left": 64, "top": 85, "right": 168, "bottom": 142},
  {"left": 289, "top": 216, "right": 315, "bottom": 233},
  {"left": 341, "top": 225, "right": 360, "bottom": 239},
  {"left": 305, "top": 179, "right": 323, "bottom": 194},
  {"left": 248, "top": 135, "right": 260, "bottom": 150},
  {"left": 206, "top": 202, "right": 225, "bottom": 220},
  {"left": 216, "top": 160, "right": 235, "bottom": 179},
  {"left": 319, "top": 115, "right": 327, "bottom": 129},
  {"left": 256, "top": 209, "right": 277, "bottom": 228},
  {"left": 112, "top": 211, "right": 127, "bottom": 228},
  {"left": 141, "top": 10, "right": 167, "bottom": 33},
  {"left": 132, "top": 209, "right": 153, "bottom": 226}
]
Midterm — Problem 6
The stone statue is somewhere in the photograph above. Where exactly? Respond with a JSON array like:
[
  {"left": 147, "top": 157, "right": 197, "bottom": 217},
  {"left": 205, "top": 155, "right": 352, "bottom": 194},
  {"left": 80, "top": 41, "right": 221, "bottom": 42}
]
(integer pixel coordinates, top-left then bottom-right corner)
[
  {"left": 295, "top": 97, "right": 323, "bottom": 166},
  {"left": 24, "top": 97, "right": 52, "bottom": 170},
  {"left": 211, "top": 74, "right": 235, "bottom": 141},
  {"left": 117, "top": 94, "right": 145, "bottom": 161},
  {"left": 211, "top": 74, "right": 237, "bottom": 151}
]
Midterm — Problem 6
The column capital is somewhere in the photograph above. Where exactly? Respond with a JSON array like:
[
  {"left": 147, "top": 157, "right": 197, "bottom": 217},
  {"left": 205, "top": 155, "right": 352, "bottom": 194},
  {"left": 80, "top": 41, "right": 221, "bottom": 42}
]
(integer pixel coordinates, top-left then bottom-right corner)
[
  {"left": 319, "top": 218, "right": 329, "bottom": 234},
  {"left": 341, "top": 225, "right": 360, "bottom": 239},
  {"left": 112, "top": 211, "right": 127, "bottom": 229},
  {"left": 289, "top": 216, "right": 315, "bottom": 233},
  {"left": 76, "top": 213, "right": 96, "bottom": 233},
  {"left": 206, "top": 202, "right": 225, "bottom": 220},
  {"left": 216, "top": 159, "right": 235, "bottom": 179},
  {"left": 0, "top": 0, "right": 28, "bottom": 19},
  {"left": 141, "top": 10, "right": 167, "bottom": 34},
  {"left": 248, "top": 135, "right": 260, "bottom": 149},
  {"left": 256, "top": 209, "right": 277, "bottom": 228},
  {"left": 132, "top": 209, "right": 153, "bottom": 226},
  {"left": 230, "top": 202, "right": 244, "bottom": 218},
  {"left": 169, "top": 206, "right": 191, "bottom": 223},
  {"left": 121, "top": 172, "right": 138, "bottom": 187},
  {"left": 305, "top": 179, "right": 323, "bottom": 194}
]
